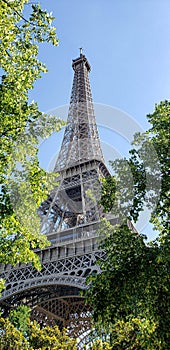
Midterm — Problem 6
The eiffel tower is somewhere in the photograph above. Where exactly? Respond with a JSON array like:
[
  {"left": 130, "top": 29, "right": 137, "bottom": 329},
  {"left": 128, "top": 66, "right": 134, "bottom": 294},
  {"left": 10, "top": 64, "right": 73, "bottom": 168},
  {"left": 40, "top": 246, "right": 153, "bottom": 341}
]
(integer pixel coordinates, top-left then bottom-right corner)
[{"left": 0, "top": 50, "right": 116, "bottom": 346}]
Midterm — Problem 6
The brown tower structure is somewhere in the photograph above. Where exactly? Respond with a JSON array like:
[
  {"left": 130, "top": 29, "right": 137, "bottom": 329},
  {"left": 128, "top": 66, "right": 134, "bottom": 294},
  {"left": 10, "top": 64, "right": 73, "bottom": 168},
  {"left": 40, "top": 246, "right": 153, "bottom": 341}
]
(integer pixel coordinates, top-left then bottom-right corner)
[{"left": 0, "top": 52, "right": 111, "bottom": 347}]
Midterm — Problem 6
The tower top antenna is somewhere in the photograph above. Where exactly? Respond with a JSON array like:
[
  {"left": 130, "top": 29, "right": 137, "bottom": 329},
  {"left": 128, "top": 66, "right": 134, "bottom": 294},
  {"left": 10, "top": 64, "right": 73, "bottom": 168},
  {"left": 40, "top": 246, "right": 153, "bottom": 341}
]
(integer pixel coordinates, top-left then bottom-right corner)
[{"left": 79, "top": 47, "right": 83, "bottom": 55}]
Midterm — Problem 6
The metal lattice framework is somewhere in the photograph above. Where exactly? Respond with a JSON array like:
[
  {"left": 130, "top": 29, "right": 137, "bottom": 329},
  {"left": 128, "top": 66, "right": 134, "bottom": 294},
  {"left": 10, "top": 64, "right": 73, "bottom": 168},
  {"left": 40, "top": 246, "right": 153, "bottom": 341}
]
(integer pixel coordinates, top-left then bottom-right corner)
[
  {"left": 38, "top": 53, "right": 110, "bottom": 236},
  {"left": 55, "top": 53, "right": 104, "bottom": 171},
  {"left": 0, "top": 51, "right": 113, "bottom": 347}
]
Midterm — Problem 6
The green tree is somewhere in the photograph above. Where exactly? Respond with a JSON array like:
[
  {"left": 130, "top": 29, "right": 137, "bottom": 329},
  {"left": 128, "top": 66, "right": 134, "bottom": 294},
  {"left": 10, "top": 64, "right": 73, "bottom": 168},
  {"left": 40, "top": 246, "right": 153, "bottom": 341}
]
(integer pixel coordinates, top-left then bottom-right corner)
[
  {"left": 0, "top": 308, "right": 77, "bottom": 349},
  {"left": 84, "top": 318, "right": 159, "bottom": 350},
  {"left": 0, "top": 316, "right": 29, "bottom": 349},
  {"left": 85, "top": 340, "right": 112, "bottom": 350},
  {"left": 28, "top": 321, "right": 77, "bottom": 349},
  {"left": 0, "top": 0, "right": 64, "bottom": 278},
  {"left": 85, "top": 101, "right": 170, "bottom": 349},
  {"left": 9, "top": 304, "right": 31, "bottom": 335}
]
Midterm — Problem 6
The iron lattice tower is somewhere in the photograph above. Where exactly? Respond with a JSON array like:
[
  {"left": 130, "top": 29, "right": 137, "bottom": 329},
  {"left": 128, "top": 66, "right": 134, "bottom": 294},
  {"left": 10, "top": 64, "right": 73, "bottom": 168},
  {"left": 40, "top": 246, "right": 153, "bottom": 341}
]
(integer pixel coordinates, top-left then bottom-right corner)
[{"left": 0, "top": 52, "right": 115, "bottom": 346}]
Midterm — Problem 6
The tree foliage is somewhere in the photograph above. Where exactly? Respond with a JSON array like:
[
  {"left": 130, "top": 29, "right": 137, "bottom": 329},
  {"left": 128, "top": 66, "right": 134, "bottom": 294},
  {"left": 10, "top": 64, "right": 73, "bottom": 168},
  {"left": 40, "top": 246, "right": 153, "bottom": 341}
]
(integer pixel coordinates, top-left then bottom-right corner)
[
  {"left": 0, "top": 0, "right": 64, "bottom": 277},
  {"left": 28, "top": 321, "right": 76, "bottom": 350},
  {"left": 0, "top": 306, "right": 77, "bottom": 349},
  {"left": 85, "top": 340, "right": 112, "bottom": 350},
  {"left": 101, "top": 100, "right": 169, "bottom": 235},
  {"left": 85, "top": 101, "right": 170, "bottom": 348},
  {"left": 9, "top": 304, "right": 31, "bottom": 335},
  {"left": 85, "top": 318, "right": 159, "bottom": 350}
]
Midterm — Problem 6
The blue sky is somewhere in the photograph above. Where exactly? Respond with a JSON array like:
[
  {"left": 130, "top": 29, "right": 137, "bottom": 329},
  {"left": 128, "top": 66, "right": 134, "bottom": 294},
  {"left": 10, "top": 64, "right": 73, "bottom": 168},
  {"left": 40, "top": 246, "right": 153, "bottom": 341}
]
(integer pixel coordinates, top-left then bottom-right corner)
[
  {"left": 30, "top": 0, "right": 170, "bottom": 239},
  {"left": 30, "top": 0, "right": 170, "bottom": 128}
]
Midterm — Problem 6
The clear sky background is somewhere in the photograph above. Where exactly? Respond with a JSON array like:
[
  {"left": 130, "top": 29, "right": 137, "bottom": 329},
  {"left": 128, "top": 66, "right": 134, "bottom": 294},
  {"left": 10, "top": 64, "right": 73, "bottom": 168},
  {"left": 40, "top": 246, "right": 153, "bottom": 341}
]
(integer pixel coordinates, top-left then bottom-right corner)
[
  {"left": 30, "top": 0, "right": 170, "bottom": 128},
  {"left": 29, "top": 0, "right": 170, "bottom": 239}
]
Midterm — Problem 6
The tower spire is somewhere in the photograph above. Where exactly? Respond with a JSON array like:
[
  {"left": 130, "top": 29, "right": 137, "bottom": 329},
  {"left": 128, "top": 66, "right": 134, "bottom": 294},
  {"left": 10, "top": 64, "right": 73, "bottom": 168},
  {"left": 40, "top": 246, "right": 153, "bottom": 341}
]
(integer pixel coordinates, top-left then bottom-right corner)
[{"left": 54, "top": 52, "right": 104, "bottom": 172}]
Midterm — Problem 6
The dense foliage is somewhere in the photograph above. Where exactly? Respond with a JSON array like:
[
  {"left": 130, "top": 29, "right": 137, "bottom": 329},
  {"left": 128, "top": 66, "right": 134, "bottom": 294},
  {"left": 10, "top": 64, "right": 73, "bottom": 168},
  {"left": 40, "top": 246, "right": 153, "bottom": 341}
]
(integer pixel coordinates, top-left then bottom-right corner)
[
  {"left": 0, "top": 0, "right": 64, "bottom": 286},
  {"left": 0, "top": 306, "right": 77, "bottom": 349},
  {"left": 85, "top": 101, "right": 170, "bottom": 349}
]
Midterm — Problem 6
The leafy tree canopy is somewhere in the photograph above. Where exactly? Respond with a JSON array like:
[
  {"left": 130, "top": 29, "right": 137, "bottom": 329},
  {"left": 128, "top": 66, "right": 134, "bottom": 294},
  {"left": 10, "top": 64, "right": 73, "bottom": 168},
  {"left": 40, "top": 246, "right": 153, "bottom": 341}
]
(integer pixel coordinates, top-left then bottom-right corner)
[
  {"left": 0, "top": 0, "right": 64, "bottom": 282},
  {"left": 0, "top": 306, "right": 77, "bottom": 349},
  {"left": 85, "top": 101, "right": 170, "bottom": 349}
]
